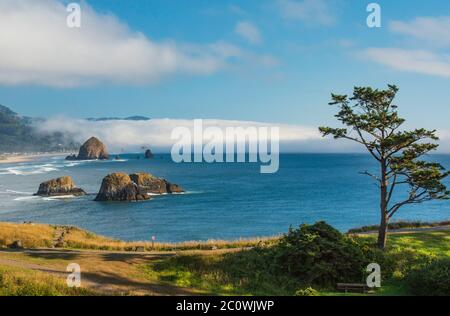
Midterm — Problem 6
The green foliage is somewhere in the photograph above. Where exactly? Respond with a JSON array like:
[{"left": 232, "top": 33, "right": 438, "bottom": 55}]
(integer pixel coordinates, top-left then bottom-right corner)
[
  {"left": 146, "top": 225, "right": 449, "bottom": 296},
  {"left": 319, "top": 85, "right": 449, "bottom": 248},
  {"left": 147, "top": 249, "right": 301, "bottom": 295},
  {"left": 357, "top": 229, "right": 449, "bottom": 279},
  {"left": 0, "top": 104, "right": 78, "bottom": 153},
  {"left": 406, "top": 259, "right": 450, "bottom": 296},
  {"left": 295, "top": 287, "right": 319, "bottom": 296},
  {"left": 275, "top": 222, "right": 381, "bottom": 287},
  {"left": 319, "top": 85, "right": 449, "bottom": 211},
  {"left": 148, "top": 222, "right": 394, "bottom": 294}
]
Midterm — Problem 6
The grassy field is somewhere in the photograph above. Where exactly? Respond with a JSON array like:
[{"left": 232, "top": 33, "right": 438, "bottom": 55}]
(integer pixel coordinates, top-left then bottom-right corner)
[
  {"left": 348, "top": 220, "right": 450, "bottom": 233},
  {"left": 0, "top": 265, "right": 95, "bottom": 296},
  {"left": 0, "top": 222, "right": 448, "bottom": 296},
  {"left": 142, "top": 229, "right": 450, "bottom": 296}
]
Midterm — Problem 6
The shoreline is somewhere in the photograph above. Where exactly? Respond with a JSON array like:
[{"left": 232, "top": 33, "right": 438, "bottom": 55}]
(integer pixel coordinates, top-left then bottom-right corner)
[
  {"left": 0, "top": 152, "right": 69, "bottom": 164},
  {"left": 0, "top": 220, "right": 449, "bottom": 247}
]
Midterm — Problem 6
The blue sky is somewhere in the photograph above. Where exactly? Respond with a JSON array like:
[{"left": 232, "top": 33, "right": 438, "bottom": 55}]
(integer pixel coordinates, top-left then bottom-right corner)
[{"left": 1, "top": 0, "right": 450, "bottom": 132}]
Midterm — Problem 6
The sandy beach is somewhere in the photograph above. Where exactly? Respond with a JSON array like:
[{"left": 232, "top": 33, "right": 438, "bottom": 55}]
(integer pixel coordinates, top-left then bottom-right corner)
[{"left": 0, "top": 153, "right": 69, "bottom": 164}]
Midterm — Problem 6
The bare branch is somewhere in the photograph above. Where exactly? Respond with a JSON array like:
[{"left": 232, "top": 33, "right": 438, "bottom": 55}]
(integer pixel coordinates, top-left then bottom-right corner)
[{"left": 359, "top": 171, "right": 381, "bottom": 182}]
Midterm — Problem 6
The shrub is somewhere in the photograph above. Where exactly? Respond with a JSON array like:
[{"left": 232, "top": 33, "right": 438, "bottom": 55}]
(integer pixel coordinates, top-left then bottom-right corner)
[
  {"left": 406, "top": 259, "right": 450, "bottom": 296},
  {"left": 275, "top": 221, "right": 376, "bottom": 288},
  {"left": 295, "top": 287, "right": 319, "bottom": 296}
]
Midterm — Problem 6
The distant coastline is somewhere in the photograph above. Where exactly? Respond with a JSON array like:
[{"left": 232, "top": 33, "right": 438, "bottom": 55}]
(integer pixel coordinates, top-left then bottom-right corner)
[{"left": 0, "top": 152, "right": 69, "bottom": 164}]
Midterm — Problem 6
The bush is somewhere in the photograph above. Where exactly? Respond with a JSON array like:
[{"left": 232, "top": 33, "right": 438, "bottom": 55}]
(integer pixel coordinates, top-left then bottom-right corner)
[
  {"left": 274, "top": 221, "right": 376, "bottom": 288},
  {"left": 295, "top": 287, "right": 319, "bottom": 296},
  {"left": 406, "top": 259, "right": 450, "bottom": 296}
]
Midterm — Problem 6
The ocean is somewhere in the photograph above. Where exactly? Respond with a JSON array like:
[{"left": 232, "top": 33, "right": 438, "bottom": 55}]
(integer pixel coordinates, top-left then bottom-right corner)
[{"left": 0, "top": 154, "right": 449, "bottom": 242}]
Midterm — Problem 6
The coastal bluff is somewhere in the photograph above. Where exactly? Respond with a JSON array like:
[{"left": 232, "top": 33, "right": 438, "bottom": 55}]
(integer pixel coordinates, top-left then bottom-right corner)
[
  {"left": 95, "top": 172, "right": 184, "bottom": 201},
  {"left": 66, "top": 137, "right": 109, "bottom": 161},
  {"left": 35, "top": 176, "right": 86, "bottom": 197}
]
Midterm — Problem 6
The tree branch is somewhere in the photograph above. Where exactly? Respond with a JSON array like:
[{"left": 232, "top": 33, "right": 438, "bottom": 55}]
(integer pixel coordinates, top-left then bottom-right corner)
[{"left": 360, "top": 171, "right": 381, "bottom": 182}]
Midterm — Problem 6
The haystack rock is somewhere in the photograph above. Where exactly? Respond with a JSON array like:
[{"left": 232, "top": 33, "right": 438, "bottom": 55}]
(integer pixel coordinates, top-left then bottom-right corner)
[
  {"left": 144, "top": 149, "right": 154, "bottom": 159},
  {"left": 35, "top": 176, "right": 86, "bottom": 197},
  {"left": 95, "top": 172, "right": 184, "bottom": 201},
  {"left": 94, "top": 173, "right": 149, "bottom": 202},
  {"left": 66, "top": 137, "right": 109, "bottom": 160}
]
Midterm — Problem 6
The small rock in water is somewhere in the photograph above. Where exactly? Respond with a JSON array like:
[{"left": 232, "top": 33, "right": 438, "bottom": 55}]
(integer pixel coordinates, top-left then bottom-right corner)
[
  {"left": 130, "top": 172, "right": 184, "bottom": 195},
  {"left": 65, "top": 154, "right": 77, "bottom": 161},
  {"left": 35, "top": 176, "right": 86, "bottom": 197},
  {"left": 144, "top": 149, "right": 154, "bottom": 159}
]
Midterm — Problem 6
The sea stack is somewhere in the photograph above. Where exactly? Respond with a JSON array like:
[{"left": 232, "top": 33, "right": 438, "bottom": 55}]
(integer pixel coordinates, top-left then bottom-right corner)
[
  {"left": 144, "top": 149, "right": 154, "bottom": 159},
  {"left": 66, "top": 137, "right": 109, "bottom": 160},
  {"left": 95, "top": 172, "right": 184, "bottom": 201},
  {"left": 94, "top": 173, "right": 149, "bottom": 202},
  {"left": 35, "top": 176, "right": 86, "bottom": 197},
  {"left": 130, "top": 173, "right": 184, "bottom": 194}
]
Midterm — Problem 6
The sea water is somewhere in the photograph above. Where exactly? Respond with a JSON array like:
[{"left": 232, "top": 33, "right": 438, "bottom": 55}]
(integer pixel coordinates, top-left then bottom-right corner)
[{"left": 0, "top": 154, "right": 449, "bottom": 242}]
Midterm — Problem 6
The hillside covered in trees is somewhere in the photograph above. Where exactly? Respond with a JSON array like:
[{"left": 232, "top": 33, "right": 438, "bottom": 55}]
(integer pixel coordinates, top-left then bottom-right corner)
[{"left": 0, "top": 104, "right": 78, "bottom": 153}]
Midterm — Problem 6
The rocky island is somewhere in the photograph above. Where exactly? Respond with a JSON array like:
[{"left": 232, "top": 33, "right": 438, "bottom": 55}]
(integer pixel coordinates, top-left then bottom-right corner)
[
  {"left": 130, "top": 173, "right": 183, "bottom": 194},
  {"left": 144, "top": 149, "right": 154, "bottom": 159},
  {"left": 66, "top": 137, "right": 109, "bottom": 161},
  {"left": 35, "top": 176, "right": 86, "bottom": 197},
  {"left": 95, "top": 172, "right": 184, "bottom": 201}
]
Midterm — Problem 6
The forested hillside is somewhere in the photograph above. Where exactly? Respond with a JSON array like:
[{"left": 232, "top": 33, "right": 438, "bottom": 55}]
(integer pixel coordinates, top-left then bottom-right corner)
[{"left": 0, "top": 105, "right": 78, "bottom": 153}]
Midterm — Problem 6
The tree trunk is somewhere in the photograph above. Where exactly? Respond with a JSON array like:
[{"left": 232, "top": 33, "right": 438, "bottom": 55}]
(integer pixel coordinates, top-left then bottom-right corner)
[
  {"left": 378, "top": 159, "right": 388, "bottom": 249},
  {"left": 377, "top": 214, "right": 388, "bottom": 249}
]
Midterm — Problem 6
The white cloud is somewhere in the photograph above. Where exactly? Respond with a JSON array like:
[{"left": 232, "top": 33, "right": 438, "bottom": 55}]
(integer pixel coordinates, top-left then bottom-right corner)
[
  {"left": 363, "top": 16, "right": 450, "bottom": 78},
  {"left": 277, "top": 0, "right": 335, "bottom": 26},
  {"left": 235, "top": 21, "right": 262, "bottom": 45},
  {"left": 0, "top": 0, "right": 272, "bottom": 88},
  {"left": 364, "top": 48, "right": 450, "bottom": 78},
  {"left": 34, "top": 117, "right": 340, "bottom": 153},
  {"left": 390, "top": 16, "right": 450, "bottom": 47},
  {"left": 34, "top": 117, "right": 450, "bottom": 153}
]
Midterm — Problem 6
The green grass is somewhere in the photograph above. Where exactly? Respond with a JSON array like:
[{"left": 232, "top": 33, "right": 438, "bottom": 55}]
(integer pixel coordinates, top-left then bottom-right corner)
[
  {"left": 372, "top": 231, "right": 449, "bottom": 257},
  {"left": 143, "top": 229, "right": 450, "bottom": 296},
  {"left": 0, "top": 265, "right": 96, "bottom": 296},
  {"left": 348, "top": 221, "right": 450, "bottom": 233},
  {"left": 142, "top": 251, "right": 301, "bottom": 296}
]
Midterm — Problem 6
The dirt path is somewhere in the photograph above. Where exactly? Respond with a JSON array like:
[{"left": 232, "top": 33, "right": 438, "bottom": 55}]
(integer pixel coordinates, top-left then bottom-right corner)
[{"left": 0, "top": 249, "right": 201, "bottom": 295}]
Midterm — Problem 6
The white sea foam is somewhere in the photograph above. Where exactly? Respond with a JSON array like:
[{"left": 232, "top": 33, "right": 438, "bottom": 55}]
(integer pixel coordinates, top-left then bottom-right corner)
[
  {"left": 179, "top": 191, "right": 203, "bottom": 195},
  {"left": 146, "top": 191, "right": 203, "bottom": 196},
  {"left": 42, "top": 195, "right": 76, "bottom": 201},
  {"left": 3, "top": 166, "right": 57, "bottom": 175},
  {"left": 0, "top": 158, "right": 94, "bottom": 176},
  {"left": 0, "top": 156, "right": 129, "bottom": 177},
  {"left": 14, "top": 196, "right": 40, "bottom": 201},
  {"left": 147, "top": 192, "right": 169, "bottom": 196},
  {"left": 6, "top": 190, "right": 33, "bottom": 195}
]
